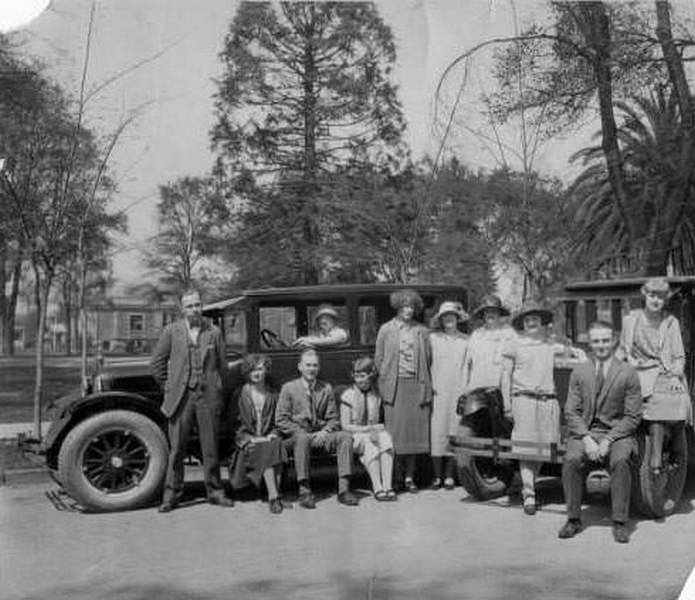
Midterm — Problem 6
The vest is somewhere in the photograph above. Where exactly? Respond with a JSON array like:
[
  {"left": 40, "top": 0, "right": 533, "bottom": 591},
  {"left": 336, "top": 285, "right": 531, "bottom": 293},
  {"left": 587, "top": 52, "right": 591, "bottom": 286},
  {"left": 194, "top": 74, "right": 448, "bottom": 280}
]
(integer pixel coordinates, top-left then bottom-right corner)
[{"left": 187, "top": 339, "right": 204, "bottom": 389}]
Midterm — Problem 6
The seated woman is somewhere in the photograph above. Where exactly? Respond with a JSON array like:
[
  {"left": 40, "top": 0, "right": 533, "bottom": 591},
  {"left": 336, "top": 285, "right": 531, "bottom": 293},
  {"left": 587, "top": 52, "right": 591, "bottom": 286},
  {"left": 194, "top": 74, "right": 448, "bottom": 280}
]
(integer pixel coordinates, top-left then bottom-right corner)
[
  {"left": 293, "top": 304, "right": 349, "bottom": 348},
  {"left": 339, "top": 357, "right": 397, "bottom": 501},
  {"left": 229, "top": 354, "right": 287, "bottom": 514}
]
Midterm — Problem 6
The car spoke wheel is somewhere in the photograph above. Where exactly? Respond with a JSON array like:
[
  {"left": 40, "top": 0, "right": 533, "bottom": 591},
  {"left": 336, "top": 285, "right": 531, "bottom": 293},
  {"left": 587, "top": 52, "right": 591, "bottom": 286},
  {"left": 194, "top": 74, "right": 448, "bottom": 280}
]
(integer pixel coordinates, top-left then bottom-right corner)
[
  {"left": 632, "top": 426, "right": 688, "bottom": 518},
  {"left": 58, "top": 410, "right": 168, "bottom": 512}
]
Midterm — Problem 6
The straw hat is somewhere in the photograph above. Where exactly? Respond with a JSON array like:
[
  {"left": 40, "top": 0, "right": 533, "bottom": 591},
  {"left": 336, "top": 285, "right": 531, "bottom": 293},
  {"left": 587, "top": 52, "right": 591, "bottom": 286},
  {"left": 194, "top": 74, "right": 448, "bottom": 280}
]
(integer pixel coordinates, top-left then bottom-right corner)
[{"left": 511, "top": 299, "right": 554, "bottom": 331}]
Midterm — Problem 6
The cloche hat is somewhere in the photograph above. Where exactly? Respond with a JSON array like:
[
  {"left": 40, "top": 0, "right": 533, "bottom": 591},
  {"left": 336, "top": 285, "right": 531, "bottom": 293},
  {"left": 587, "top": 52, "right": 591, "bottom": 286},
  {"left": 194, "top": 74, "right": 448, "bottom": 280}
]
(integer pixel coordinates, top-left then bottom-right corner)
[
  {"left": 473, "top": 294, "right": 510, "bottom": 318},
  {"left": 511, "top": 299, "right": 554, "bottom": 331},
  {"left": 315, "top": 303, "right": 339, "bottom": 322},
  {"left": 433, "top": 300, "right": 469, "bottom": 323}
]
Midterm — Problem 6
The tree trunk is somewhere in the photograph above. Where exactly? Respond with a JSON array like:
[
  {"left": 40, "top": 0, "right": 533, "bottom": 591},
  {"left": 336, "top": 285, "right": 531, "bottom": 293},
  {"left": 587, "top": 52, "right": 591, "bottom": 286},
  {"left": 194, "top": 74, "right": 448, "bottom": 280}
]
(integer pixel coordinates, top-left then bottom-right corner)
[
  {"left": 301, "top": 4, "right": 320, "bottom": 285},
  {"left": 63, "top": 277, "right": 73, "bottom": 356},
  {"left": 31, "top": 261, "right": 52, "bottom": 440},
  {"left": 647, "top": 1, "right": 695, "bottom": 275},
  {"left": 575, "top": 2, "right": 637, "bottom": 248},
  {"left": 0, "top": 242, "right": 7, "bottom": 356},
  {"left": 78, "top": 254, "right": 89, "bottom": 383},
  {"left": 6, "top": 255, "right": 22, "bottom": 356}
]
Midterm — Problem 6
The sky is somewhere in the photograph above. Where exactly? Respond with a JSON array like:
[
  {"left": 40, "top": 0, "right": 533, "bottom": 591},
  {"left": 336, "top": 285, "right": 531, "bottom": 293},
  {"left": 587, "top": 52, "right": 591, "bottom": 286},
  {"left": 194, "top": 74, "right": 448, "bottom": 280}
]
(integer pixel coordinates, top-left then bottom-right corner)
[{"left": 4, "top": 0, "right": 620, "bottom": 291}]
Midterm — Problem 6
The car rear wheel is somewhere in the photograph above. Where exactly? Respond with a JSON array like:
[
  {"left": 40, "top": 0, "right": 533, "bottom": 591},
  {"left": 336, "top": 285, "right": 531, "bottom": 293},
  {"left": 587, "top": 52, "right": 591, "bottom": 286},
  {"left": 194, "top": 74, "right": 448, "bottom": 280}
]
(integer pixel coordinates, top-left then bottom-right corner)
[
  {"left": 632, "top": 425, "right": 688, "bottom": 518},
  {"left": 58, "top": 410, "right": 168, "bottom": 512}
]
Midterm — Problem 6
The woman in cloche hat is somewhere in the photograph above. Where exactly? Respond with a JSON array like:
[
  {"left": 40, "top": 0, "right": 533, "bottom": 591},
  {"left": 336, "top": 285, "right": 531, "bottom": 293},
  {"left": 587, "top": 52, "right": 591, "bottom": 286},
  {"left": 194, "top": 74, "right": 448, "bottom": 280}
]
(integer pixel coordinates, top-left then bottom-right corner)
[
  {"left": 462, "top": 294, "right": 517, "bottom": 393},
  {"left": 428, "top": 300, "right": 469, "bottom": 490},
  {"left": 616, "top": 277, "right": 689, "bottom": 476},
  {"left": 501, "top": 299, "right": 585, "bottom": 515},
  {"left": 293, "top": 303, "right": 349, "bottom": 348}
]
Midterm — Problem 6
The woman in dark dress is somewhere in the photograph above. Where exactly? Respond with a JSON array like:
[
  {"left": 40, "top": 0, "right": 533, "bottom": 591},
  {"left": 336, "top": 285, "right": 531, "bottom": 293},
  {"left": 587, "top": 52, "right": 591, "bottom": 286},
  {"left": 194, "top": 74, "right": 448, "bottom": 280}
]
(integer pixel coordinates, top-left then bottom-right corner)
[
  {"left": 229, "top": 354, "right": 287, "bottom": 513},
  {"left": 374, "top": 289, "right": 432, "bottom": 493}
]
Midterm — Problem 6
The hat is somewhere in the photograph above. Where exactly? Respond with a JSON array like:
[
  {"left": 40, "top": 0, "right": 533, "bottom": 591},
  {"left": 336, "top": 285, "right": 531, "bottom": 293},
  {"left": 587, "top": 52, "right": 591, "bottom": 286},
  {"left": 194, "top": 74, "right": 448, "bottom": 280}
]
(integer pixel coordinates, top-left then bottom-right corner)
[
  {"left": 641, "top": 277, "right": 672, "bottom": 298},
  {"left": 315, "top": 303, "right": 339, "bottom": 322},
  {"left": 433, "top": 301, "right": 469, "bottom": 323},
  {"left": 473, "top": 294, "right": 510, "bottom": 318},
  {"left": 511, "top": 299, "right": 554, "bottom": 331}
]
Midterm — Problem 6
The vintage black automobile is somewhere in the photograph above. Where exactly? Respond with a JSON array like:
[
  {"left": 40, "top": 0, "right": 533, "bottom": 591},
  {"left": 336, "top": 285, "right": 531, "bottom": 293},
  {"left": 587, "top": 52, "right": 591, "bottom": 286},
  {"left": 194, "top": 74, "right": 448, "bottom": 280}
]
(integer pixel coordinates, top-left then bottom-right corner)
[
  {"left": 452, "top": 276, "right": 695, "bottom": 518},
  {"left": 40, "top": 283, "right": 466, "bottom": 512}
]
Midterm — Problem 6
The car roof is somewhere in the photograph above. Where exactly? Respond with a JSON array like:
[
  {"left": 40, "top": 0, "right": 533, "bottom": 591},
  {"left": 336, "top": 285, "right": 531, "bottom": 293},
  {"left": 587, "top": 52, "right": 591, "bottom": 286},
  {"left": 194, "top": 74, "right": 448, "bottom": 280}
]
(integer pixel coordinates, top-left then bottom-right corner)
[
  {"left": 556, "top": 276, "right": 695, "bottom": 300},
  {"left": 204, "top": 283, "right": 466, "bottom": 310}
]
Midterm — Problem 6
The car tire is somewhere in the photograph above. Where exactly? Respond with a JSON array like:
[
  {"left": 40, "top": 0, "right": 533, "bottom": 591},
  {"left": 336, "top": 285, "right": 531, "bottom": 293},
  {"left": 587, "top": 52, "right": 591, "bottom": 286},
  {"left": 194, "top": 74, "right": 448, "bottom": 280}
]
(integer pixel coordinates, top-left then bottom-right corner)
[
  {"left": 631, "top": 426, "right": 688, "bottom": 518},
  {"left": 58, "top": 410, "right": 168, "bottom": 512},
  {"left": 453, "top": 420, "right": 514, "bottom": 501}
]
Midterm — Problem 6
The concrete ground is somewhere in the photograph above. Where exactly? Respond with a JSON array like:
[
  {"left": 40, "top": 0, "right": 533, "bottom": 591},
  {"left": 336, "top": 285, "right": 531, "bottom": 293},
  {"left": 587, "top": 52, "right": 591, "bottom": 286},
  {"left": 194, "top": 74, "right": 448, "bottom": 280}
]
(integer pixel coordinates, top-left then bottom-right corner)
[{"left": 2, "top": 472, "right": 695, "bottom": 600}]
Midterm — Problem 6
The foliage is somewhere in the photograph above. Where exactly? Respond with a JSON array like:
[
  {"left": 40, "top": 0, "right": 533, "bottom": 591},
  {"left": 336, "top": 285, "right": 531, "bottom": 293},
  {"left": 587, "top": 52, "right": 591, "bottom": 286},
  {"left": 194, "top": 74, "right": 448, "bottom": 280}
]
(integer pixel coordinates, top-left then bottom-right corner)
[
  {"left": 211, "top": 1, "right": 407, "bottom": 284},
  {"left": 146, "top": 176, "right": 232, "bottom": 292}
]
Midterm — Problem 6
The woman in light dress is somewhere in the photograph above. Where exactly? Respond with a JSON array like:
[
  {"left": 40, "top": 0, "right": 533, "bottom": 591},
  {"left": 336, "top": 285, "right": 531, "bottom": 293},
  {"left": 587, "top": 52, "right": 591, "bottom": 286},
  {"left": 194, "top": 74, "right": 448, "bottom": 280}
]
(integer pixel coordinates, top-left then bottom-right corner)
[
  {"left": 429, "top": 300, "right": 470, "bottom": 490},
  {"left": 501, "top": 300, "right": 584, "bottom": 515},
  {"left": 617, "top": 277, "right": 690, "bottom": 474},
  {"left": 464, "top": 294, "right": 517, "bottom": 393},
  {"left": 340, "top": 357, "right": 397, "bottom": 501}
]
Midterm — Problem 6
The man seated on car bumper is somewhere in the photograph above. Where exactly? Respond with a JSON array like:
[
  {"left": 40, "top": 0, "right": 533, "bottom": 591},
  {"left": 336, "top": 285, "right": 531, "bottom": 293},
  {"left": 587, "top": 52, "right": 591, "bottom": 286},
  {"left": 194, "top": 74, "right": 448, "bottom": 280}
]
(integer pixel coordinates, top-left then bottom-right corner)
[
  {"left": 559, "top": 320, "right": 642, "bottom": 543},
  {"left": 276, "top": 348, "right": 358, "bottom": 508}
]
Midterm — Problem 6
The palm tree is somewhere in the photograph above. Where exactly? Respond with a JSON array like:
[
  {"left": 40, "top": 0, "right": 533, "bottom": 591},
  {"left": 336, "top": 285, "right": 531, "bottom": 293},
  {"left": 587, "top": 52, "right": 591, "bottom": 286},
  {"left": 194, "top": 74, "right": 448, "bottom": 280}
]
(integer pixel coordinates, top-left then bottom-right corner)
[{"left": 569, "top": 86, "right": 695, "bottom": 276}]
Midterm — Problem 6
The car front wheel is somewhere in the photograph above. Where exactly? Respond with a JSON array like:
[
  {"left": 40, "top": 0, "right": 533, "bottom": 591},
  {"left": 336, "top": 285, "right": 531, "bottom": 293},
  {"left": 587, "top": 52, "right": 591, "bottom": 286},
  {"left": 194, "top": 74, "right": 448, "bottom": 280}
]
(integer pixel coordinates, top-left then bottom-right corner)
[{"left": 58, "top": 410, "right": 168, "bottom": 512}]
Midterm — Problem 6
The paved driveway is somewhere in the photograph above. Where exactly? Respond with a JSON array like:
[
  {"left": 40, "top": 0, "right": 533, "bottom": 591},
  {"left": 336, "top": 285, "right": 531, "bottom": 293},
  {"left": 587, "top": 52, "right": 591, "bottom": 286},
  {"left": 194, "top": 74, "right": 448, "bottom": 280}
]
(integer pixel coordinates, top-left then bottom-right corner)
[{"left": 2, "top": 474, "right": 695, "bottom": 600}]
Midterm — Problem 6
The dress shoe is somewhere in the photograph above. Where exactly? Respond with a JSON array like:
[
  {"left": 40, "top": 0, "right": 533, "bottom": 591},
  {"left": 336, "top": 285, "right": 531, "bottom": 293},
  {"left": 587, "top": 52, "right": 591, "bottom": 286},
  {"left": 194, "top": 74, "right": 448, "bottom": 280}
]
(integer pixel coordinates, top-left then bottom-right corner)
[
  {"left": 404, "top": 478, "right": 419, "bottom": 494},
  {"left": 612, "top": 521, "right": 630, "bottom": 544},
  {"left": 558, "top": 519, "right": 583, "bottom": 539},
  {"left": 208, "top": 494, "right": 234, "bottom": 507},
  {"left": 337, "top": 490, "right": 359, "bottom": 506},
  {"left": 269, "top": 498, "right": 283, "bottom": 514},
  {"left": 298, "top": 492, "right": 317, "bottom": 509},
  {"left": 522, "top": 498, "right": 537, "bottom": 515},
  {"left": 443, "top": 477, "right": 455, "bottom": 490},
  {"left": 430, "top": 477, "right": 442, "bottom": 490},
  {"left": 384, "top": 489, "right": 398, "bottom": 501},
  {"left": 158, "top": 501, "right": 177, "bottom": 513}
]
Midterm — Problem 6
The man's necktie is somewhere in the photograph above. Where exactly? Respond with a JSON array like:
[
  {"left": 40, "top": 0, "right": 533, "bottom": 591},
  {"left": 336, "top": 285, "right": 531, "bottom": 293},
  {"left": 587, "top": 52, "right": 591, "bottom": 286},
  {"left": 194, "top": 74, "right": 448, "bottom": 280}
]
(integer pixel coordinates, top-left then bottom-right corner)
[
  {"left": 595, "top": 362, "right": 605, "bottom": 398},
  {"left": 361, "top": 391, "right": 369, "bottom": 426}
]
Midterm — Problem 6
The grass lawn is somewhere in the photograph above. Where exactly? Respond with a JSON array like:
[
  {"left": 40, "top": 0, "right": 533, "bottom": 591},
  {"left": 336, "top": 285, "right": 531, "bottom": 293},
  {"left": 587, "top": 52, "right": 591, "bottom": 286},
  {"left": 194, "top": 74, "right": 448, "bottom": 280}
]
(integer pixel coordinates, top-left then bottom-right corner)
[{"left": 0, "top": 357, "right": 82, "bottom": 423}]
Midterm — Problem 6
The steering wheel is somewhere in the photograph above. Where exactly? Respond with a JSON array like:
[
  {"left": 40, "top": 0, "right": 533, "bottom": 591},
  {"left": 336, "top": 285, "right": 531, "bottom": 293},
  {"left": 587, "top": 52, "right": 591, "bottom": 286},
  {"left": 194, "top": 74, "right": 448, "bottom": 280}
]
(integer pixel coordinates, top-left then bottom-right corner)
[{"left": 260, "top": 328, "right": 289, "bottom": 349}]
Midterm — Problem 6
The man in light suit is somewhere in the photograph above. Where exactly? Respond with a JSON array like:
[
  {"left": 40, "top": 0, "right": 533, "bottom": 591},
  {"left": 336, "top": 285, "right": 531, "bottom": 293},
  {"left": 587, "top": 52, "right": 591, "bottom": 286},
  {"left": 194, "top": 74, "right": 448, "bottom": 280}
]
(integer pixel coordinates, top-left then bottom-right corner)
[
  {"left": 276, "top": 348, "right": 358, "bottom": 508},
  {"left": 559, "top": 320, "right": 642, "bottom": 543},
  {"left": 150, "top": 288, "right": 233, "bottom": 512}
]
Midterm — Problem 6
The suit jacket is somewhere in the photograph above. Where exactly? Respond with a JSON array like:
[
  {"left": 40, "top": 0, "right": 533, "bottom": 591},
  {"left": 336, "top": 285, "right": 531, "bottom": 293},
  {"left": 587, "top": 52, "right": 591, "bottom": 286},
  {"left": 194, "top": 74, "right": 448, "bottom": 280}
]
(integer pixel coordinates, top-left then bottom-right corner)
[
  {"left": 150, "top": 318, "right": 227, "bottom": 418},
  {"left": 374, "top": 318, "right": 432, "bottom": 406},
  {"left": 275, "top": 377, "right": 339, "bottom": 436},
  {"left": 564, "top": 356, "right": 642, "bottom": 442},
  {"left": 234, "top": 384, "right": 279, "bottom": 447}
]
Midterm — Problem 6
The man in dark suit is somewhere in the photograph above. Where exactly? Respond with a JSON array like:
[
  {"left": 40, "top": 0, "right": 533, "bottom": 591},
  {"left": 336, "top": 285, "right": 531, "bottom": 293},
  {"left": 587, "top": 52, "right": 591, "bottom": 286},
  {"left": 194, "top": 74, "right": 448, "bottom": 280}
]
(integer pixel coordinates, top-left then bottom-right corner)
[
  {"left": 559, "top": 320, "right": 642, "bottom": 543},
  {"left": 276, "top": 348, "right": 358, "bottom": 508},
  {"left": 150, "top": 288, "right": 233, "bottom": 512}
]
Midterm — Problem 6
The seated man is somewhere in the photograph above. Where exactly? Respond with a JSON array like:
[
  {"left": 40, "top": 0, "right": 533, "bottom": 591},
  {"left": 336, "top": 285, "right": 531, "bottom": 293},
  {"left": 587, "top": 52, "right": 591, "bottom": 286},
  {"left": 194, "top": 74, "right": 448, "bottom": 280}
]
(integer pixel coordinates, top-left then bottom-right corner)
[
  {"left": 275, "top": 348, "right": 358, "bottom": 508},
  {"left": 559, "top": 320, "right": 642, "bottom": 544},
  {"left": 293, "top": 304, "right": 349, "bottom": 348}
]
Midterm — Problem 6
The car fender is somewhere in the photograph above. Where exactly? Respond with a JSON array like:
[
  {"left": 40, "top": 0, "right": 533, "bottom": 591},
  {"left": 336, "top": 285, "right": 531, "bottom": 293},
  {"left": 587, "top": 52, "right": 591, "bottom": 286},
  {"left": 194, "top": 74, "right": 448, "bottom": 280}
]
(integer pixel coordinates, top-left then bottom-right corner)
[{"left": 44, "top": 391, "right": 165, "bottom": 463}]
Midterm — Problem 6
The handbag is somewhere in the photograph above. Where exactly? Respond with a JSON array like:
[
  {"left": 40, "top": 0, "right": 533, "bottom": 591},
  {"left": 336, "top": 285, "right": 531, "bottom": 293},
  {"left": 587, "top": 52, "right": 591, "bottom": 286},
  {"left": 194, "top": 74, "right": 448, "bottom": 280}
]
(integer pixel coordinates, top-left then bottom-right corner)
[{"left": 646, "top": 373, "right": 691, "bottom": 422}]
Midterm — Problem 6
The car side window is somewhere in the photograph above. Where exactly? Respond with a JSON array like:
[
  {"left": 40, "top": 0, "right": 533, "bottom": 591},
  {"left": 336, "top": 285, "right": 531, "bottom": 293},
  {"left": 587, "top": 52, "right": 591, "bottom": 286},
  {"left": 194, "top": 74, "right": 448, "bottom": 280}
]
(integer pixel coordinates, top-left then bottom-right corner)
[
  {"left": 224, "top": 311, "right": 246, "bottom": 354},
  {"left": 358, "top": 305, "right": 377, "bottom": 345},
  {"left": 259, "top": 306, "right": 297, "bottom": 349}
]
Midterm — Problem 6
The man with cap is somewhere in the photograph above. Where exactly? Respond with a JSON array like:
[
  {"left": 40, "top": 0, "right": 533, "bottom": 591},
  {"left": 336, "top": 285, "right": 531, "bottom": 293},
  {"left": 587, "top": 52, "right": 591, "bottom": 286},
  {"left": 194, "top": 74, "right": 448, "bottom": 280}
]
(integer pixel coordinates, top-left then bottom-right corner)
[
  {"left": 294, "top": 303, "right": 349, "bottom": 348},
  {"left": 559, "top": 320, "right": 642, "bottom": 543}
]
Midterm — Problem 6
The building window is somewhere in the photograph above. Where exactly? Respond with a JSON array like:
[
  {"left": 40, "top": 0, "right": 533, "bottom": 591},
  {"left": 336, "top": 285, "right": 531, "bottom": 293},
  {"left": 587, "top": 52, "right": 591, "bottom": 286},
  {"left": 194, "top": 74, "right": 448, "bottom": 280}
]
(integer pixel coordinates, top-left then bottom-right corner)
[{"left": 129, "top": 314, "right": 144, "bottom": 338}]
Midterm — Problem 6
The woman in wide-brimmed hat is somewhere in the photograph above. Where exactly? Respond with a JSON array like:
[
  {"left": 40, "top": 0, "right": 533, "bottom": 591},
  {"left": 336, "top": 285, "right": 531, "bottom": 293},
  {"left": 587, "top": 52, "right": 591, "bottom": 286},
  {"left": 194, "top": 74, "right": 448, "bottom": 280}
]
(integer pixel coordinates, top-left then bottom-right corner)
[
  {"left": 501, "top": 299, "right": 584, "bottom": 515},
  {"left": 616, "top": 277, "right": 690, "bottom": 475},
  {"left": 293, "top": 303, "right": 349, "bottom": 348},
  {"left": 428, "top": 300, "right": 469, "bottom": 490},
  {"left": 374, "top": 288, "right": 432, "bottom": 494},
  {"left": 463, "top": 294, "right": 517, "bottom": 393}
]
